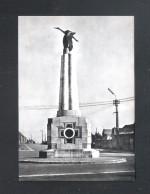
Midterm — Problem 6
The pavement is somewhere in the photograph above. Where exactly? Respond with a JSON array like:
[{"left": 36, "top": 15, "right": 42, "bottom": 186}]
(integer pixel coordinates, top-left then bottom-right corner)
[{"left": 19, "top": 160, "right": 135, "bottom": 181}]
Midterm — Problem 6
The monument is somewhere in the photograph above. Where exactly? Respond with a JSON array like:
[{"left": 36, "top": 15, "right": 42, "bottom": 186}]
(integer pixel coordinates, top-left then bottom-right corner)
[{"left": 39, "top": 28, "right": 99, "bottom": 158}]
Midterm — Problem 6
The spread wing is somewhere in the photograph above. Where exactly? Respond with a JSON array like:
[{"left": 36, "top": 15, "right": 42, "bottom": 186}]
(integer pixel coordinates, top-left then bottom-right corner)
[{"left": 54, "top": 27, "right": 65, "bottom": 34}]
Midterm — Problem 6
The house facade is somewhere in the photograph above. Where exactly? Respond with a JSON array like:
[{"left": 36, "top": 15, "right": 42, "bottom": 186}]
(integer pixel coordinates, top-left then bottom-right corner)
[
  {"left": 19, "top": 132, "right": 28, "bottom": 144},
  {"left": 93, "top": 123, "right": 135, "bottom": 151}
]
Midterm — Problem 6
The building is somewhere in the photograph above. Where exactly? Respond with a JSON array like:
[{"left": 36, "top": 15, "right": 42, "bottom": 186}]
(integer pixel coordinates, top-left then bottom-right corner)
[
  {"left": 92, "top": 132, "right": 102, "bottom": 148},
  {"left": 118, "top": 124, "right": 135, "bottom": 151},
  {"left": 102, "top": 129, "right": 112, "bottom": 140},
  {"left": 19, "top": 132, "right": 28, "bottom": 144},
  {"left": 93, "top": 123, "right": 135, "bottom": 151}
]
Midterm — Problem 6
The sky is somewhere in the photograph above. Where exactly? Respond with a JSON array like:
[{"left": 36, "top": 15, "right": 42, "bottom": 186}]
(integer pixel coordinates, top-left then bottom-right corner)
[{"left": 19, "top": 16, "right": 134, "bottom": 143}]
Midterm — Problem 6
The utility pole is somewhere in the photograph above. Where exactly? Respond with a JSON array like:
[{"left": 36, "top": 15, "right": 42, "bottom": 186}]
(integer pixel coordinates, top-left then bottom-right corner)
[
  {"left": 40, "top": 130, "right": 43, "bottom": 144},
  {"left": 113, "top": 99, "right": 120, "bottom": 138},
  {"left": 108, "top": 88, "right": 120, "bottom": 148}
]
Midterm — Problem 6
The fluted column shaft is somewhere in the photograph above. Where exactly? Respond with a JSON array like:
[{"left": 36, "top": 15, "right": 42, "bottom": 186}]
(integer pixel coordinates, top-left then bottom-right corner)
[
  {"left": 57, "top": 52, "right": 80, "bottom": 117},
  {"left": 68, "top": 54, "right": 79, "bottom": 110}
]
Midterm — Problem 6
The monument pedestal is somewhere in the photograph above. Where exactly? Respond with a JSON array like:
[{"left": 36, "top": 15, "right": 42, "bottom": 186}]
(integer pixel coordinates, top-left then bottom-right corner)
[
  {"left": 47, "top": 116, "right": 91, "bottom": 148},
  {"left": 39, "top": 115, "right": 99, "bottom": 158}
]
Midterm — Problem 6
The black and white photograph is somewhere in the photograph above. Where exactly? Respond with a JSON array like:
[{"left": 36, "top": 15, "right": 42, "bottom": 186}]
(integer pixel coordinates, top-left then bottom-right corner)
[{"left": 18, "top": 16, "right": 135, "bottom": 181}]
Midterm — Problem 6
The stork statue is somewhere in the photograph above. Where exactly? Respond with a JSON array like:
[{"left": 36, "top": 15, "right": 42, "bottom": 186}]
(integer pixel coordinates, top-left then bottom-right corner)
[{"left": 54, "top": 27, "right": 79, "bottom": 53}]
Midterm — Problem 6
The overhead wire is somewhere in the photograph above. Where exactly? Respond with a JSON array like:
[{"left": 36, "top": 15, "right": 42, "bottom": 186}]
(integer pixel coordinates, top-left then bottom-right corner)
[{"left": 19, "top": 97, "right": 134, "bottom": 110}]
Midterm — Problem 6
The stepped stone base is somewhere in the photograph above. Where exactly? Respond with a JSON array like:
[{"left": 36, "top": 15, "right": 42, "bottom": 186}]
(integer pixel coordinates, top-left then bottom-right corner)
[{"left": 39, "top": 149, "right": 99, "bottom": 158}]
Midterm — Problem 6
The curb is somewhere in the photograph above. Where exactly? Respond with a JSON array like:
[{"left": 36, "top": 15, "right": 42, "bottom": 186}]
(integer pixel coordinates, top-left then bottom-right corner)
[{"left": 19, "top": 157, "right": 126, "bottom": 164}]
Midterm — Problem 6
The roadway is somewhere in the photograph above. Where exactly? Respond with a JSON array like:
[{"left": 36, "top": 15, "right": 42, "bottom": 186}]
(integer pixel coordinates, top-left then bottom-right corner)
[{"left": 19, "top": 143, "right": 135, "bottom": 181}]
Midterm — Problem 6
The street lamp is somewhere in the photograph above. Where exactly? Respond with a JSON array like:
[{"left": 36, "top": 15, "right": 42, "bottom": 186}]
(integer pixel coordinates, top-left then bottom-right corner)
[
  {"left": 108, "top": 88, "right": 116, "bottom": 99},
  {"left": 45, "top": 133, "right": 47, "bottom": 142},
  {"left": 108, "top": 88, "right": 120, "bottom": 148},
  {"left": 40, "top": 130, "right": 43, "bottom": 144}
]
